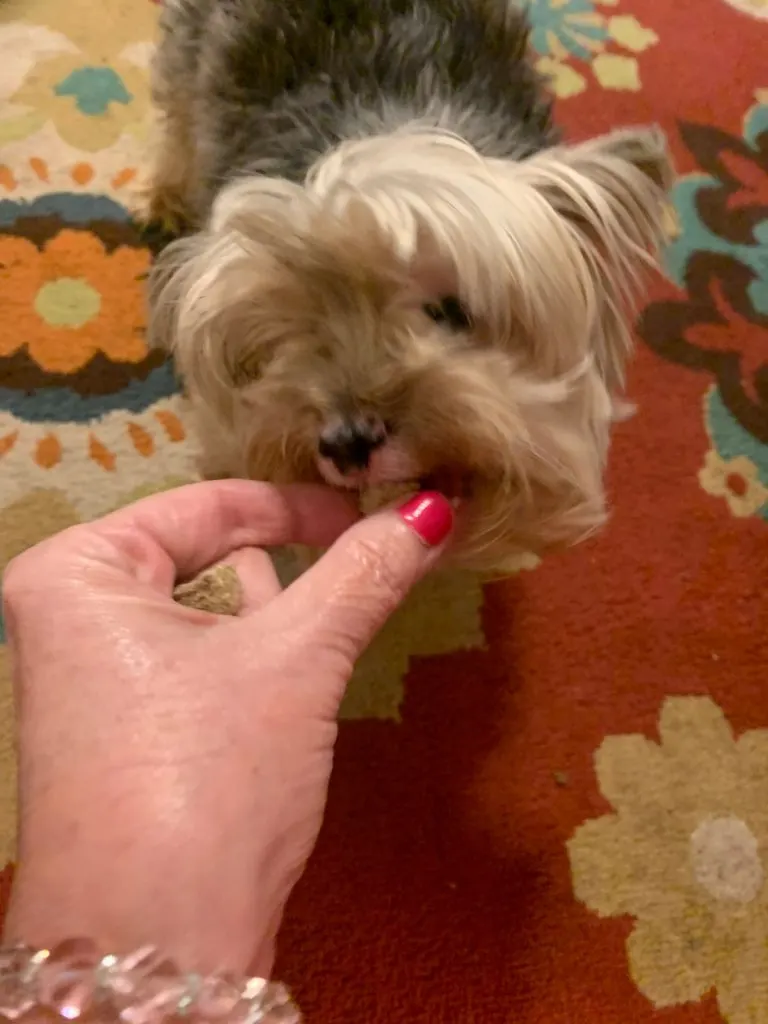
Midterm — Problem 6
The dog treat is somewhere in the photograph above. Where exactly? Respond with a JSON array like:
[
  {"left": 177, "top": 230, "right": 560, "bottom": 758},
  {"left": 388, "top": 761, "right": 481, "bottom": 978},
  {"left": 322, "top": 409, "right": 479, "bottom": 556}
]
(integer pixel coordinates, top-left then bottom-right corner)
[
  {"left": 173, "top": 563, "right": 243, "bottom": 616},
  {"left": 359, "top": 482, "right": 419, "bottom": 516}
]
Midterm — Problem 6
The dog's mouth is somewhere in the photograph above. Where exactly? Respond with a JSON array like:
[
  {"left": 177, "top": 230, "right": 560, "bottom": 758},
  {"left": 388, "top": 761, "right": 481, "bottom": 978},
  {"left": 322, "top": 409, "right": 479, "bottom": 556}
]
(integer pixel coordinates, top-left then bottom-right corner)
[
  {"left": 354, "top": 465, "right": 474, "bottom": 517},
  {"left": 419, "top": 465, "right": 474, "bottom": 501},
  {"left": 316, "top": 445, "right": 473, "bottom": 504}
]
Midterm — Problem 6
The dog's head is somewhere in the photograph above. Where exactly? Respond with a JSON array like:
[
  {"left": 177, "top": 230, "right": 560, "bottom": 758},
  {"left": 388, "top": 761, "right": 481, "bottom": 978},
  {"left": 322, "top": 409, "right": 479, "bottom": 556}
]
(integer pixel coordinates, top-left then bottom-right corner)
[{"left": 149, "top": 126, "right": 673, "bottom": 572}]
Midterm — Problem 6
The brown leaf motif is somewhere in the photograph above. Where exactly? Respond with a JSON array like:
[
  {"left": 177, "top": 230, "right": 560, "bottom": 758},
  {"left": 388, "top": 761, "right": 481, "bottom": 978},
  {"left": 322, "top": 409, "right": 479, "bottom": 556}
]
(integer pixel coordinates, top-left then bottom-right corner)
[
  {"left": 677, "top": 120, "right": 768, "bottom": 247},
  {"left": 640, "top": 258, "right": 768, "bottom": 445},
  {"left": 638, "top": 108, "right": 768, "bottom": 448}
]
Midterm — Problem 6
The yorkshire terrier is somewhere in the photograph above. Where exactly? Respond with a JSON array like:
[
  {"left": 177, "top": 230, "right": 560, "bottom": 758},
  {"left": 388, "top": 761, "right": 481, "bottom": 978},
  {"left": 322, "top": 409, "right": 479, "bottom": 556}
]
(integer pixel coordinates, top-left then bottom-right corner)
[{"left": 145, "top": 0, "right": 673, "bottom": 573}]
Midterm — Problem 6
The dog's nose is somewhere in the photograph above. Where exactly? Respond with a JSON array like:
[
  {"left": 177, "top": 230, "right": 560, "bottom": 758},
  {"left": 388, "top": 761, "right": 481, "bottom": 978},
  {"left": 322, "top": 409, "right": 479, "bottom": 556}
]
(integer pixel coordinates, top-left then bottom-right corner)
[{"left": 318, "top": 413, "right": 387, "bottom": 474}]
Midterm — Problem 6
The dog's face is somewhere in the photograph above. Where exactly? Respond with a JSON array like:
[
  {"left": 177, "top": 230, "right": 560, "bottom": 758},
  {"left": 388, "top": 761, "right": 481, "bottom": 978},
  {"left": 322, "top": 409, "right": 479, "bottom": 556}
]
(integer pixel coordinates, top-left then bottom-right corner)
[{"left": 149, "top": 127, "right": 672, "bottom": 572}]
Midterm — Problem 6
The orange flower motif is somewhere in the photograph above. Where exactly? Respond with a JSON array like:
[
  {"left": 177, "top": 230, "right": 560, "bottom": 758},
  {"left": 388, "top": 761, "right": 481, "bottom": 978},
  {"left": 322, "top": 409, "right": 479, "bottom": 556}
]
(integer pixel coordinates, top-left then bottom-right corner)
[{"left": 0, "top": 231, "right": 149, "bottom": 374}]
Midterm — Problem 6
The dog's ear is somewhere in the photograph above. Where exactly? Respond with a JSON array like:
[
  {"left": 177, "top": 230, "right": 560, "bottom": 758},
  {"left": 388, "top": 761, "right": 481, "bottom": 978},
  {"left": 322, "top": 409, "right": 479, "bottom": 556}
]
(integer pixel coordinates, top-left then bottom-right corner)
[
  {"left": 525, "top": 125, "right": 674, "bottom": 217},
  {"left": 516, "top": 126, "right": 674, "bottom": 390},
  {"left": 563, "top": 125, "right": 674, "bottom": 191}
]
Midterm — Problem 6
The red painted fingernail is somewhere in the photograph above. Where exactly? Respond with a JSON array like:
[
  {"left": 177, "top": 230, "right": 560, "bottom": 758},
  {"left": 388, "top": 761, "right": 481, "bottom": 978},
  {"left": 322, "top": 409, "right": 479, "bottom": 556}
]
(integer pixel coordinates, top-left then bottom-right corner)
[{"left": 397, "top": 491, "right": 454, "bottom": 547}]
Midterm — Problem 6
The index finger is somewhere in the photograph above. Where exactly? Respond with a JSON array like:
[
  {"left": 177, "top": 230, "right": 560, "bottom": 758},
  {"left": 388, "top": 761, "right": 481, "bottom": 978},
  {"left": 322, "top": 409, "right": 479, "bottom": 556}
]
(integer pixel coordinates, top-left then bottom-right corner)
[{"left": 70, "top": 480, "right": 360, "bottom": 591}]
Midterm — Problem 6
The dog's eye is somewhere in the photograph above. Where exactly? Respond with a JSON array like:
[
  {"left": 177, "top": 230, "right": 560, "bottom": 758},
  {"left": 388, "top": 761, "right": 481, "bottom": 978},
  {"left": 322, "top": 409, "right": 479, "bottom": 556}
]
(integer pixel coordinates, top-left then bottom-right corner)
[
  {"left": 423, "top": 296, "right": 472, "bottom": 332},
  {"left": 232, "top": 355, "right": 262, "bottom": 385}
]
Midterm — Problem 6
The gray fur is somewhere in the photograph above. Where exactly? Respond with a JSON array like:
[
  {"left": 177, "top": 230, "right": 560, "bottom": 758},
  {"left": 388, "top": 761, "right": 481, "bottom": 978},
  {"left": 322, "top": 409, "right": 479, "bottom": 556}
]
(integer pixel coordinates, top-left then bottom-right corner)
[{"left": 153, "top": 0, "right": 557, "bottom": 220}]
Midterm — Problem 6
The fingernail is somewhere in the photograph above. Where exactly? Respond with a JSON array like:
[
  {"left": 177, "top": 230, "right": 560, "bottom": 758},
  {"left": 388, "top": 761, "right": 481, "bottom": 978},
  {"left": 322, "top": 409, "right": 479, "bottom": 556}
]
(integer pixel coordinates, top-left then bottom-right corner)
[{"left": 397, "top": 491, "right": 454, "bottom": 547}]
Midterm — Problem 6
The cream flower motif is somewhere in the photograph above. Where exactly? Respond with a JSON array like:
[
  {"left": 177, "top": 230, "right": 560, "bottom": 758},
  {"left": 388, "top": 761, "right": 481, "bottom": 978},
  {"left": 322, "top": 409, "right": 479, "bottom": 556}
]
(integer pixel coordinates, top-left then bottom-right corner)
[
  {"left": 528, "top": 0, "right": 659, "bottom": 99},
  {"left": 568, "top": 696, "right": 768, "bottom": 1024},
  {"left": 0, "top": 0, "right": 156, "bottom": 150},
  {"left": 535, "top": 57, "right": 588, "bottom": 99},
  {"left": 699, "top": 451, "right": 768, "bottom": 518},
  {"left": 721, "top": 0, "right": 768, "bottom": 19},
  {"left": 11, "top": 0, "right": 157, "bottom": 54},
  {"left": 1, "top": 53, "right": 151, "bottom": 152}
]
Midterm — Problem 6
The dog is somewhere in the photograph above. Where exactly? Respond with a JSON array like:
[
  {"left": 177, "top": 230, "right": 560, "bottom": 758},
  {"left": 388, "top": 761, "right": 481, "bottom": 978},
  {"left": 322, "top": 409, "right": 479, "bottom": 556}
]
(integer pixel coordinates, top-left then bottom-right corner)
[{"left": 145, "top": 0, "right": 673, "bottom": 573}]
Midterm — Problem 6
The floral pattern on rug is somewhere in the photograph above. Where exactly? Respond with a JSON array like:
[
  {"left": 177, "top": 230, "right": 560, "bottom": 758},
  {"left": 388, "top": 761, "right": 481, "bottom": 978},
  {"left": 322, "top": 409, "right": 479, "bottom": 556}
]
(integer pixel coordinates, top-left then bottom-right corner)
[
  {"left": 638, "top": 93, "right": 768, "bottom": 519},
  {"left": 568, "top": 696, "right": 768, "bottom": 1024},
  {"left": 0, "top": 0, "right": 154, "bottom": 152},
  {"left": 700, "top": 387, "right": 768, "bottom": 519},
  {"left": 275, "top": 549, "right": 489, "bottom": 722},
  {"left": 527, "top": 0, "right": 659, "bottom": 99},
  {"left": 0, "top": 186, "right": 193, "bottom": 514},
  {"left": 5, "top": 53, "right": 150, "bottom": 151},
  {"left": 0, "top": 192, "right": 165, "bottom": 402},
  {"left": 1, "top": 228, "right": 149, "bottom": 375}
]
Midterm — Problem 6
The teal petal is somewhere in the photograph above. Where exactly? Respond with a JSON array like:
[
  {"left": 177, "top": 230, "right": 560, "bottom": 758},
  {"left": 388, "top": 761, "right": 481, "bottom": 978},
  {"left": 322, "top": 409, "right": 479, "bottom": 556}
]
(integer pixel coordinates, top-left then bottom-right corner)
[
  {"left": 744, "top": 99, "right": 768, "bottom": 149},
  {"left": 665, "top": 173, "right": 768, "bottom": 312},
  {"left": 666, "top": 101, "right": 768, "bottom": 296},
  {"left": 664, "top": 175, "right": 727, "bottom": 288},
  {"left": 54, "top": 66, "right": 133, "bottom": 117},
  {"left": 527, "top": 0, "right": 607, "bottom": 61}
]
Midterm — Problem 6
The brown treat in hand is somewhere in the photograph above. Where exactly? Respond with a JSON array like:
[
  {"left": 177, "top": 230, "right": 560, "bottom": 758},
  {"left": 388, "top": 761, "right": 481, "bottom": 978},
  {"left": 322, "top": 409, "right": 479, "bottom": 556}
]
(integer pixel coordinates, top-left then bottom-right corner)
[{"left": 173, "top": 563, "right": 243, "bottom": 616}]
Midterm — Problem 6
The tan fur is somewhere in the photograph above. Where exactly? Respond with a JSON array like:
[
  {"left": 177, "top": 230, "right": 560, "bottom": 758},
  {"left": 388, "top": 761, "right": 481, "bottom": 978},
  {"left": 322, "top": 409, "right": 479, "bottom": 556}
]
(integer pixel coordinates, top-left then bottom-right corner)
[{"left": 149, "top": 126, "right": 673, "bottom": 573}]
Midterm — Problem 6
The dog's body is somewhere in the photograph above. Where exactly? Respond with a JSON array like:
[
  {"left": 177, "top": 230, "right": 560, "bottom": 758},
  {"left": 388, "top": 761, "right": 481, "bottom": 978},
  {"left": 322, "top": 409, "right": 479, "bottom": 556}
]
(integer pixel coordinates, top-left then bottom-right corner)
[
  {"left": 147, "top": 0, "right": 673, "bottom": 572},
  {"left": 148, "top": 0, "right": 557, "bottom": 223}
]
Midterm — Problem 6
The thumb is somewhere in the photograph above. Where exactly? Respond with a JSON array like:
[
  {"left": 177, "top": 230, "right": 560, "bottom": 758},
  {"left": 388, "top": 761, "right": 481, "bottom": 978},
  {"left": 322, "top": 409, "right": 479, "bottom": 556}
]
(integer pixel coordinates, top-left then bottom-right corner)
[{"left": 264, "top": 491, "right": 454, "bottom": 667}]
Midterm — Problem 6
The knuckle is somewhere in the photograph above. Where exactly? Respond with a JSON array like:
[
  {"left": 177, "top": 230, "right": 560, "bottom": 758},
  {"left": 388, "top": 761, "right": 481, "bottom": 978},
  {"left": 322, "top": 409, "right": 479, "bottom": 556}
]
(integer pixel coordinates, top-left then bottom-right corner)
[{"left": 216, "top": 480, "right": 293, "bottom": 546}]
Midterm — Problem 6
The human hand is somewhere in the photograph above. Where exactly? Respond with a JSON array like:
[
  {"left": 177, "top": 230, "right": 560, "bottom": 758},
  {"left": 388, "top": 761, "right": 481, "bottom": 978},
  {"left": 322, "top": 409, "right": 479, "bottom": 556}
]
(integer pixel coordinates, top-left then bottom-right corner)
[{"left": 0, "top": 481, "right": 453, "bottom": 976}]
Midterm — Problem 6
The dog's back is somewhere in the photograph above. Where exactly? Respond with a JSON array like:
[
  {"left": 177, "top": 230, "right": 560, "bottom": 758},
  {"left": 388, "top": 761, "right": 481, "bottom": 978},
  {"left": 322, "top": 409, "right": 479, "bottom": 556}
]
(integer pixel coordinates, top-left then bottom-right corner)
[{"left": 157, "top": 0, "right": 556, "bottom": 212}]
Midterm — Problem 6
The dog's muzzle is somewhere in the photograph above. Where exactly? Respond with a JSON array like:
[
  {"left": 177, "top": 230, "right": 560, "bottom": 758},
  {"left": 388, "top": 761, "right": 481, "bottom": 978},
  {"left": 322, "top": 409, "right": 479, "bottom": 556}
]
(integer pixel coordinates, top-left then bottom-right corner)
[{"left": 317, "top": 412, "right": 387, "bottom": 476}]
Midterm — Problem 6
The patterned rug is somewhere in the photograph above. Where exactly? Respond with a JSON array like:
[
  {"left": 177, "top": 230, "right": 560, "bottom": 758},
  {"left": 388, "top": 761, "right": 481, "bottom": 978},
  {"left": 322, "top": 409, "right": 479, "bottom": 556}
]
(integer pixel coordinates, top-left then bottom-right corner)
[{"left": 0, "top": 0, "right": 767, "bottom": 1020}]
